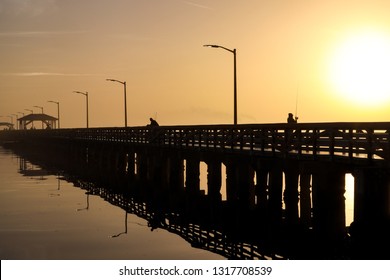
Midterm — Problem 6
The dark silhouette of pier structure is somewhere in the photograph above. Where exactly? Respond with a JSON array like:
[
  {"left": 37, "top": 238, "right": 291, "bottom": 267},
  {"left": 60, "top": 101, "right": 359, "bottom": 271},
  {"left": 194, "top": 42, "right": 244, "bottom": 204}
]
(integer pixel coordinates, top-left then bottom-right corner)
[{"left": 1, "top": 122, "right": 390, "bottom": 259}]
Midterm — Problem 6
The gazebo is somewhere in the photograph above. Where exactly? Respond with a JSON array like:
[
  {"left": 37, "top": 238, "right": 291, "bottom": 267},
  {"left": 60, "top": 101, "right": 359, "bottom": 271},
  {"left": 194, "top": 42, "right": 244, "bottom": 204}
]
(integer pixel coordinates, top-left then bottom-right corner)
[{"left": 18, "top": 113, "right": 58, "bottom": 130}]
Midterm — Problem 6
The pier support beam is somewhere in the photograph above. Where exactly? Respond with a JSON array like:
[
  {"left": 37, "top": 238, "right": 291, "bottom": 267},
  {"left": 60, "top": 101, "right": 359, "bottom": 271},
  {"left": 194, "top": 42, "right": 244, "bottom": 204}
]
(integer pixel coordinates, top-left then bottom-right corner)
[
  {"left": 207, "top": 160, "right": 222, "bottom": 202},
  {"left": 312, "top": 165, "right": 346, "bottom": 245},
  {"left": 136, "top": 152, "right": 148, "bottom": 187},
  {"left": 352, "top": 168, "right": 390, "bottom": 252},
  {"left": 237, "top": 161, "right": 255, "bottom": 210},
  {"left": 284, "top": 161, "right": 300, "bottom": 225},
  {"left": 167, "top": 154, "right": 184, "bottom": 191},
  {"left": 299, "top": 173, "right": 312, "bottom": 228},
  {"left": 185, "top": 158, "right": 200, "bottom": 195},
  {"left": 254, "top": 167, "right": 269, "bottom": 214},
  {"left": 268, "top": 162, "right": 284, "bottom": 224},
  {"left": 225, "top": 158, "right": 255, "bottom": 209},
  {"left": 126, "top": 150, "right": 136, "bottom": 183}
]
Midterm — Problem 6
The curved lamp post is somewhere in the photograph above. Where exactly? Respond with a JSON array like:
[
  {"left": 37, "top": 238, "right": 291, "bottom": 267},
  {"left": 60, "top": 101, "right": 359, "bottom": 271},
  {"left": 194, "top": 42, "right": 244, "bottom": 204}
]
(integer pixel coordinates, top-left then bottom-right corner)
[
  {"left": 204, "top": 44, "right": 237, "bottom": 125},
  {"left": 73, "top": 91, "right": 89, "bottom": 128},
  {"left": 12, "top": 114, "right": 19, "bottom": 129},
  {"left": 33, "top": 105, "right": 43, "bottom": 114},
  {"left": 7, "top": 115, "right": 13, "bottom": 129},
  {"left": 106, "top": 79, "right": 127, "bottom": 127}
]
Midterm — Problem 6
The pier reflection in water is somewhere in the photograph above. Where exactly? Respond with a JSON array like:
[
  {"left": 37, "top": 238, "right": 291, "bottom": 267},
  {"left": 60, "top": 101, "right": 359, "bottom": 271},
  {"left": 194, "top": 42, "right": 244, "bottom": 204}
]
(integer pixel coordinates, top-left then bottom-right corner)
[{"left": 0, "top": 147, "right": 224, "bottom": 260}]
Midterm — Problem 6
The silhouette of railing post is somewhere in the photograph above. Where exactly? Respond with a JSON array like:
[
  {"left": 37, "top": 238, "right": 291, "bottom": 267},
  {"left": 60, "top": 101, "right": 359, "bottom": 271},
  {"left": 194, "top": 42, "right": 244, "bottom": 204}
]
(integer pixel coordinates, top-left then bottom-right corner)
[{"left": 125, "top": 150, "right": 136, "bottom": 184}]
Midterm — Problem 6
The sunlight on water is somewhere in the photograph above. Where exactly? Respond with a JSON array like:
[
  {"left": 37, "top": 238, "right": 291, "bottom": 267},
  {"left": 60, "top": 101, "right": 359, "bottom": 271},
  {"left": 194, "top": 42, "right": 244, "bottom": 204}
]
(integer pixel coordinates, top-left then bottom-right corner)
[{"left": 345, "top": 173, "right": 354, "bottom": 226}]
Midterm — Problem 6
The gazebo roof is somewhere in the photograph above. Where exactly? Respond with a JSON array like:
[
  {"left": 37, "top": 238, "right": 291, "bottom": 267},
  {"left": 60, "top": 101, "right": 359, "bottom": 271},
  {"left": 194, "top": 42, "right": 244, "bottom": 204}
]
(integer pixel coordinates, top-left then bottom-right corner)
[{"left": 18, "top": 113, "right": 57, "bottom": 121}]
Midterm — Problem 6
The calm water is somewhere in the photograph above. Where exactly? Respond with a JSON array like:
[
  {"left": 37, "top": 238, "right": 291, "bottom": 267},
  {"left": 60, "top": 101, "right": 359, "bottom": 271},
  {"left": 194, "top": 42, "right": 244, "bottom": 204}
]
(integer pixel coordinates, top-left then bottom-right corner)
[{"left": 0, "top": 146, "right": 224, "bottom": 260}]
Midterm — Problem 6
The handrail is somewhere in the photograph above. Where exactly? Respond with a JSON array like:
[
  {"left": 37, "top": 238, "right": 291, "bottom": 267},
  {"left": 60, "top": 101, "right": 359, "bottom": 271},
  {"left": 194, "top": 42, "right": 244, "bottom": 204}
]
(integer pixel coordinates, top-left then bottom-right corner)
[{"left": 2, "top": 122, "right": 390, "bottom": 164}]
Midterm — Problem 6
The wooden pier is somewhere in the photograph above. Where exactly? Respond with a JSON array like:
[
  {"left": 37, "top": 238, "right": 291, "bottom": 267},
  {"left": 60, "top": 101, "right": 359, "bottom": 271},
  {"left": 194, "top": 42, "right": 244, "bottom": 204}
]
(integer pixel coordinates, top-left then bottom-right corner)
[{"left": 1, "top": 122, "right": 390, "bottom": 259}]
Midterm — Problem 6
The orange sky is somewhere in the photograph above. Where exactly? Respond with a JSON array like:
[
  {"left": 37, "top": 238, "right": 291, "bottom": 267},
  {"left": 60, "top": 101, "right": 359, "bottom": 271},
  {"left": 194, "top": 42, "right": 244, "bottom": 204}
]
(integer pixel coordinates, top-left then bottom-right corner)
[{"left": 1, "top": 0, "right": 390, "bottom": 128}]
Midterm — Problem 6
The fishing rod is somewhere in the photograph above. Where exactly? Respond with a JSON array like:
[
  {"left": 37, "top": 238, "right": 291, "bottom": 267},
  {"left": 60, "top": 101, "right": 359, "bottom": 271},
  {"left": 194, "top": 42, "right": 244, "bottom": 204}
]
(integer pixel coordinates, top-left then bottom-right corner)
[{"left": 295, "top": 84, "right": 299, "bottom": 121}]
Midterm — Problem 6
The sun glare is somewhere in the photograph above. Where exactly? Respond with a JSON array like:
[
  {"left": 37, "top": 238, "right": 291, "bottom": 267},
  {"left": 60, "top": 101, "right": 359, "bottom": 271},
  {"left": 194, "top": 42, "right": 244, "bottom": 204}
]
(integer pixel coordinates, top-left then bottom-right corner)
[{"left": 328, "top": 30, "right": 390, "bottom": 106}]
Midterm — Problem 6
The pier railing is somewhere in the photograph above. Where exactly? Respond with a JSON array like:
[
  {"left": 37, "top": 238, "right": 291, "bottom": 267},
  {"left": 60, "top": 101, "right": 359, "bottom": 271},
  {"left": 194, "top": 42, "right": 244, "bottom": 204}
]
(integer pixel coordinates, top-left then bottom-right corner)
[{"left": 2, "top": 122, "right": 390, "bottom": 165}]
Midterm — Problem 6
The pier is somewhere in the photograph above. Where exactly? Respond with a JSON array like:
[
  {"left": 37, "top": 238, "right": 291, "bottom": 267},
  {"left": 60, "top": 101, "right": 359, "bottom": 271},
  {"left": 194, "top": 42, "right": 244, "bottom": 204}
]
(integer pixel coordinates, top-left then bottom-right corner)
[{"left": 1, "top": 122, "right": 390, "bottom": 259}]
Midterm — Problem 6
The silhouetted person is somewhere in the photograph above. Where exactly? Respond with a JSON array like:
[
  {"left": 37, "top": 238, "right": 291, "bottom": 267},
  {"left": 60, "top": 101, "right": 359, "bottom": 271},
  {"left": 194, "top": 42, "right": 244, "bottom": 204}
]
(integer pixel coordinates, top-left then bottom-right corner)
[
  {"left": 149, "top": 118, "right": 159, "bottom": 126},
  {"left": 287, "top": 113, "right": 298, "bottom": 124},
  {"left": 148, "top": 118, "right": 160, "bottom": 142},
  {"left": 286, "top": 113, "right": 298, "bottom": 147}
]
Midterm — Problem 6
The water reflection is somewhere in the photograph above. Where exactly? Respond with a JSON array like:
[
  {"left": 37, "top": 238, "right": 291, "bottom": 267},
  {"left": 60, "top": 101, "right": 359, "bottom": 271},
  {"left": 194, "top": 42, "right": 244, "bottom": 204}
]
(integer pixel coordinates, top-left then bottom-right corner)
[
  {"left": 18, "top": 157, "right": 48, "bottom": 180},
  {"left": 0, "top": 148, "right": 223, "bottom": 260},
  {"left": 68, "top": 176, "right": 277, "bottom": 259},
  {"left": 110, "top": 211, "right": 128, "bottom": 238},
  {"left": 77, "top": 192, "right": 90, "bottom": 211}
]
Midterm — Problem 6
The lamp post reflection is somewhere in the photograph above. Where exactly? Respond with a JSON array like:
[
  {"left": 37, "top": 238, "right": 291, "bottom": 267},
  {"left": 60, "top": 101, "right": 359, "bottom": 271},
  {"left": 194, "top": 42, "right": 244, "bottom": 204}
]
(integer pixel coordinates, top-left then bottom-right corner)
[
  {"left": 77, "top": 191, "right": 90, "bottom": 211},
  {"left": 110, "top": 211, "right": 128, "bottom": 238}
]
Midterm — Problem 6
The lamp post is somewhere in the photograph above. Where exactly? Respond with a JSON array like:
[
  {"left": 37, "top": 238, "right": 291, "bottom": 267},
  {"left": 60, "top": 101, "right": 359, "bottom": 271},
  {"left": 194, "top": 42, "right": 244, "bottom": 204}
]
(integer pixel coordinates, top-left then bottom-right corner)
[
  {"left": 204, "top": 44, "right": 237, "bottom": 125},
  {"left": 12, "top": 114, "right": 19, "bottom": 129},
  {"left": 48, "top": 100, "right": 60, "bottom": 128},
  {"left": 106, "top": 79, "right": 127, "bottom": 127},
  {"left": 73, "top": 91, "right": 89, "bottom": 128},
  {"left": 7, "top": 115, "right": 13, "bottom": 129},
  {"left": 33, "top": 106, "right": 43, "bottom": 114},
  {"left": 18, "top": 112, "right": 25, "bottom": 129}
]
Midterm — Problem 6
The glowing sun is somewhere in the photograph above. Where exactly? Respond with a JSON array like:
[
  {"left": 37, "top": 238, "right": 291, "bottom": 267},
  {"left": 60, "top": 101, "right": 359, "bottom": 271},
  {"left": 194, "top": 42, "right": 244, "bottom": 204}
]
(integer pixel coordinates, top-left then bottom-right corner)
[{"left": 328, "top": 31, "right": 390, "bottom": 106}]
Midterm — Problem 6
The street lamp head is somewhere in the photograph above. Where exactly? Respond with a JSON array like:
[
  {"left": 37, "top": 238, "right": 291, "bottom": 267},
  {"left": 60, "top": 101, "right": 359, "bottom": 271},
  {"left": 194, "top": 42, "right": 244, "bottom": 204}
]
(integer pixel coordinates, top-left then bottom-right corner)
[
  {"left": 204, "top": 44, "right": 235, "bottom": 53},
  {"left": 106, "top": 78, "right": 125, "bottom": 84},
  {"left": 203, "top": 44, "right": 220, "bottom": 48},
  {"left": 73, "top": 91, "right": 88, "bottom": 96}
]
